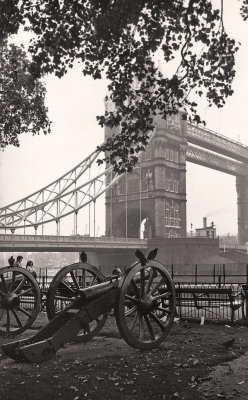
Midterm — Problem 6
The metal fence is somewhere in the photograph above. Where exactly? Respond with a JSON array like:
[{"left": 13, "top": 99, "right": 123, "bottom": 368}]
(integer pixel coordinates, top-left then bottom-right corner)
[
  {"left": 36, "top": 263, "right": 248, "bottom": 323},
  {"left": 167, "top": 263, "right": 248, "bottom": 322},
  {"left": 174, "top": 282, "right": 247, "bottom": 323}
]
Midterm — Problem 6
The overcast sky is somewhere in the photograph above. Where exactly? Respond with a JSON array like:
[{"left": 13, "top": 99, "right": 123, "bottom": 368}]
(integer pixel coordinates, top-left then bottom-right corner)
[{"left": 0, "top": 1, "right": 248, "bottom": 237}]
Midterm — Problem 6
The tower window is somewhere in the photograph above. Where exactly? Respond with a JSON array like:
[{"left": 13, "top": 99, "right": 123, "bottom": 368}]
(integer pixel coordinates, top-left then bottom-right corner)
[
  {"left": 165, "top": 179, "right": 179, "bottom": 193},
  {"left": 128, "top": 178, "right": 139, "bottom": 194},
  {"left": 165, "top": 201, "right": 180, "bottom": 228}
]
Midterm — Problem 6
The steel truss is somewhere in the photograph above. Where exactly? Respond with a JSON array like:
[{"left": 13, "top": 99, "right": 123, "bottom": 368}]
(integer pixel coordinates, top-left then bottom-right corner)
[
  {"left": 187, "top": 123, "right": 248, "bottom": 163},
  {"left": 186, "top": 145, "right": 248, "bottom": 176},
  {"left": 0, "top": 149, "right": 120, "bottom": 233}
]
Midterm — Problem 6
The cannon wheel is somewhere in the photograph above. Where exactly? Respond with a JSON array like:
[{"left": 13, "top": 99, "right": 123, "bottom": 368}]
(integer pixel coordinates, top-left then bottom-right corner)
[
  {"left": 0, "top": 266, "right": 41, "bottom": 337},
  {"left": 46, "top": 262, "right": 108, "bottom": 342},
  {"left": 115, "top": 261, "right": 176, "bottom": 350}
]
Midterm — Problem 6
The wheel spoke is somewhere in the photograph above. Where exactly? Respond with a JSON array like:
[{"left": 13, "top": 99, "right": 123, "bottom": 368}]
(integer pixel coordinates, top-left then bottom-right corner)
[
  {"left": 6, "top": 309, "right": 10, "bottom": 332},
  {"left": 16, "top": 306, "right": 32, "bottom": 318},
  {"left": 81, "top": 268, "right": 86, "bottom": 288},
  {"left": 0, "top": 309, "right": 6, "bottom": 323},
  {"left": 59, "top": 280, "right": 76, "bottom": 295},
  {"left": 70, "top": 271, "right": 80, "bottom": 289},
  {"left": 151, "top": 277, "right": 165, "bottom": 295},
  {"left": 144, "top": 315, "right": 155, "bottom": 341},
  {"left": 130, "top": 280, "right": 140, "bottom": 297},
  {"left": 0, "top": 275, "right": 8, "bottom": 292},
  {"left": 10, "top": 272, "right": 17, "bottom": 291},
  {"left": 140, "top": 269, "right": 145, "bottom": 298},
  {"left": 129, "top": 311, "right": 139, "bottom": 332},
  {"left": 138, "top": 315, "right": 144, "bottom": 341},
  {"left": 149, "top": 312, "right": 166, "bottom": 330},
  {"left": 11, "top": 309, "right": 23, "bottom": 328},
  {"left": 152, "top": 291, "right": 171, "bottom": 301},
  {"left": 125, "top": 294, "right": 139, "bottom": 303},
  {"left": 18, "top": 287, "right": 34, "bottom": 296},
  {"left": 125, "top": 305, "right": 137, "bottom": 316},
  {"left": 13, "top": 277, "right": 26, "bottom": 293},
  {"left": 90, "top": 275, "right": 98, "bottom": 286}
]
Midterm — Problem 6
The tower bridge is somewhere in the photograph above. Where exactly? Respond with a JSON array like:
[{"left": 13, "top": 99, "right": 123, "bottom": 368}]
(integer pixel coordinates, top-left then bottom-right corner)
[{"left": 1, "top": 112, "right": 248, "bottom": 251}]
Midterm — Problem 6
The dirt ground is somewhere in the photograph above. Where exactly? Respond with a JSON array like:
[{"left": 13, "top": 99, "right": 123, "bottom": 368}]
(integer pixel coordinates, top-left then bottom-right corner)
[{"left": 1, "top": 313, "right": 248, "bottom": 400}]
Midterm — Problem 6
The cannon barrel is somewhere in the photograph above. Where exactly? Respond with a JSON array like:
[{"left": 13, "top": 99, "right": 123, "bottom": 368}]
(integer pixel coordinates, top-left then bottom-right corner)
[
  {"left": 77, "top": 267, "right": 155, "bottom": 302},
  {"left": 77, "top": 280, "right": 119, "bottom": 302}
]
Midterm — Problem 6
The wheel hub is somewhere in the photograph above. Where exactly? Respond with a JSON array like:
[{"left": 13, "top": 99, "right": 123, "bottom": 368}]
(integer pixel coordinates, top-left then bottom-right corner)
[
  {"left": 138, "top": 295, "right": 157, "bottom": 315},
  {"left": 1, "top": 292, "right": 20, "bottom": 310}
]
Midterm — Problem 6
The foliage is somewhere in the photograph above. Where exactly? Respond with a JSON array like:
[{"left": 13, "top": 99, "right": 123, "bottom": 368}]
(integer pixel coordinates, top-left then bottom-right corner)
[
  {"left": 0, "top": 1, "right": 247, "bottom": 172},
  {"left": 0, "top": 40, "right": 51, "bottom": 149}
]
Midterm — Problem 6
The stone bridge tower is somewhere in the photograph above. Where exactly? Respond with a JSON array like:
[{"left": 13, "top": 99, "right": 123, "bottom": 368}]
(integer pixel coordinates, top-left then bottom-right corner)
[
  {"left": 236, "top": 175, "right": 248, "bottom": 244},
  {"left": 105, "top": 108, "right": 187, "bottom": 239}
]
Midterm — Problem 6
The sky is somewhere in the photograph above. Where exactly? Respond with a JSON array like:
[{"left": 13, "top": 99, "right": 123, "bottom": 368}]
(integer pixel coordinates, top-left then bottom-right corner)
[{"left": 0, "top": 1, "right": 248, "bottom": 237}]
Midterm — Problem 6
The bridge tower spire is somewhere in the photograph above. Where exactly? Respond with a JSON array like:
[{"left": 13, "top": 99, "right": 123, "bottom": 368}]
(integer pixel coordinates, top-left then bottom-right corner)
[{"left": 105, "top": 112, "right": 187, "bottom": 239}]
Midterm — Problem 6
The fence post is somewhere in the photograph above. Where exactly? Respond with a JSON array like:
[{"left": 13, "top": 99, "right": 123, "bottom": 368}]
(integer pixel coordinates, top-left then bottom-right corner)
[
  {"left": 246, "top": 264, "right": 248, "bottom": 284},
  {"left": 171, "top": 264, "right": 174, "bottom": 280},
  {"left": 218, "top": 273, "right": 221, "bottom": 288},
  {"left": 42, "top": 276, "right": 45, "bottom": 292},
  {"left": 195, "top": 264, "right": 197, "bottom": 285}
]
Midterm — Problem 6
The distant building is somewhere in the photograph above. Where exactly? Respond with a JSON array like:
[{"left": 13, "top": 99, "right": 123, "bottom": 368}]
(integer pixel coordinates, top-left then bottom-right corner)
[
  {"left": 195, "top": 217, "right": 216, "bottom": 238},
  {"left": 219, "top": 234, "right": 238, "bottom": 246}
]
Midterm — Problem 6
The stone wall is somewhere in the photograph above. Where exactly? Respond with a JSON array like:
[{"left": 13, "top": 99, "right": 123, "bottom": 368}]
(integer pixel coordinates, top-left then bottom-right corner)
[{"left": 87, "top": 237, "right": 219, "bottom": 276}]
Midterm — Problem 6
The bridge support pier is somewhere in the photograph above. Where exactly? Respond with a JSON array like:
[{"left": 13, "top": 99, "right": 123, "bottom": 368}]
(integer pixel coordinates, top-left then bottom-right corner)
[{"left": 236, "top": 176, "right": 248, "bottom": 244}]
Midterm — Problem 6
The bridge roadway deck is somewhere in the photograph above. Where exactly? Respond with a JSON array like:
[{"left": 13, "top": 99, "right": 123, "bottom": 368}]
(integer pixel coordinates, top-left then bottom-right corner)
[
  {"left": 0, "top": 234, "right": 148, "bottom": 252},
  {"left": 187, "top": 123, "right": 248, "bottom": 163}
]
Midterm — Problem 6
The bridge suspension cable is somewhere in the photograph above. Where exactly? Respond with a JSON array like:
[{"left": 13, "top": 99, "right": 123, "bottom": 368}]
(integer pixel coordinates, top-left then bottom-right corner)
[{"left": 0, "top": 148, "right": 121, "bottom": 233}]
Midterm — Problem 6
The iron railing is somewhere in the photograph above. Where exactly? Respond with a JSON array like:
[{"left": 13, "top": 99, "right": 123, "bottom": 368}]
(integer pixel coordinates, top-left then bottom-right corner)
[{"left": 35, "top": 263, "right": 248, "bottom": 323}]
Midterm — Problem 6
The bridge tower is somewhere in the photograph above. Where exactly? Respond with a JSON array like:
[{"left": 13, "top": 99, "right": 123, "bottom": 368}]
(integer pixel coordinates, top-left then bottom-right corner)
[
  {"left": 236, "top": 176, "right": 248, "bottom": 244},
  {"left": 105, "top": 109, "right": 187, "bottom": 239}
]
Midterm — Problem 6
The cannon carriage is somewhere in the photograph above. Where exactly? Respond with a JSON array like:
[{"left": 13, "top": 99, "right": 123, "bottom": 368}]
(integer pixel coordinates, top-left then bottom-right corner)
[{"left": 1, "top": 250, "right": 176, "bottom": 363}]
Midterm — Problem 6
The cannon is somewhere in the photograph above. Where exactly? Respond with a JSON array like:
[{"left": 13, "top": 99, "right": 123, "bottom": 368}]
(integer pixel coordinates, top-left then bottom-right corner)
[{"left": 1, "top": 250, "right": 176, "bottom": 363}]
